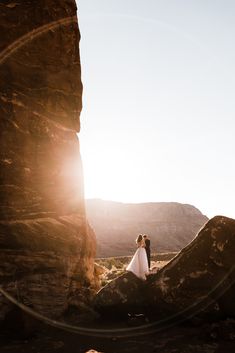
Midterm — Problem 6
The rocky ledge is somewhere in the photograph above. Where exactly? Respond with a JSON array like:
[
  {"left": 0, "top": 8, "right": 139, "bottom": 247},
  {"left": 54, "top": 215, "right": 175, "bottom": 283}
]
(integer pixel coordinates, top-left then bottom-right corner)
[{"left": 95, "top": 216, "right": 235, "bottom": 324}]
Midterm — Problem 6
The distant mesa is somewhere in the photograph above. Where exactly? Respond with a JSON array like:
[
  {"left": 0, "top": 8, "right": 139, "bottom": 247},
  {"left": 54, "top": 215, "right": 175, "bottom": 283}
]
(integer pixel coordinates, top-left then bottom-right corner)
[{"left": 85, "top": 199, "right": 208, "bottom": 257}]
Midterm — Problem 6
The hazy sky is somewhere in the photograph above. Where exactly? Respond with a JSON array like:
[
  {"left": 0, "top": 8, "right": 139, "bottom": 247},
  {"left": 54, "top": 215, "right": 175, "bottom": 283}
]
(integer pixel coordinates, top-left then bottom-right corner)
[{"left": 76, "top": 0, "right": 235, "bottom": 219}]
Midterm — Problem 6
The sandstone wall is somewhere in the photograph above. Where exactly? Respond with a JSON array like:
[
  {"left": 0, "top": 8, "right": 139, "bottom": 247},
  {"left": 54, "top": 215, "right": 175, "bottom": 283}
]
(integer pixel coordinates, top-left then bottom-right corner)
[{"left": 0, "top": 0, "right": 96, "bottom": 321}]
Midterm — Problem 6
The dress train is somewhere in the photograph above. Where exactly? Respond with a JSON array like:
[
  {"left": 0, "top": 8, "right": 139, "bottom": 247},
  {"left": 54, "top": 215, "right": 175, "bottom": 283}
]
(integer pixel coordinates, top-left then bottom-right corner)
[{"left": 126, "top": 247, "right": 149, "bottom": 280}]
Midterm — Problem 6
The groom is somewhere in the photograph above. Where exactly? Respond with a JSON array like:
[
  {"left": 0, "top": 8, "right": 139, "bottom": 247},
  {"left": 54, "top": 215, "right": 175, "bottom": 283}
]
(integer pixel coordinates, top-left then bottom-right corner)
[{"left": 143, "top": 234, "right": 151, "bottom": 269}]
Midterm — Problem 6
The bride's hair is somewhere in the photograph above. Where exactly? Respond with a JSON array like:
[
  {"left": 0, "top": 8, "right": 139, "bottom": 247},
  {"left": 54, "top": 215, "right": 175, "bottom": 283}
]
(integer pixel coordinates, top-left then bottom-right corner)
[{"left": 136, "top": 234, "right": 143, "bottom": 244}]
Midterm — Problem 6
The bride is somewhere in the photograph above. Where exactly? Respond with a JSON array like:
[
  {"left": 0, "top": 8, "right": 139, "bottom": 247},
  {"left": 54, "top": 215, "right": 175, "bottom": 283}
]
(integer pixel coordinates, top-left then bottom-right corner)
[{"left": 126, "top": 234, "right": 149, "bottom": 280}]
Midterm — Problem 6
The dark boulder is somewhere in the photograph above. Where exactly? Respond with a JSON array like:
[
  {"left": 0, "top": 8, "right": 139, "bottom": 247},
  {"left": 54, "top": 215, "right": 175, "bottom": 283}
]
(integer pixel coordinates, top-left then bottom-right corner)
[
  {"left": 94, "top": 272, "right": 146, "bottom": 317},
  {"left": 95, "top": 216, "right": 235, "bottom": 324},
  {"left": 147, "top": 216, "right": 235, "bottom": 321}
]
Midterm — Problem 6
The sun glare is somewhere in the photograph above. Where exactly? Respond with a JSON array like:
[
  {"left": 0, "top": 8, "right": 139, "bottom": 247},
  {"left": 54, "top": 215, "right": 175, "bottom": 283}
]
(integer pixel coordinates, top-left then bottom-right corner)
[
  {"left": 80, "top": 135, "right": 152, "bottom": 203},
  {"left": 80, "top": 132, "right": 172, "bottom": 204},
  {"left": 61, "top": 156, "right": 83, "bottom": 195}
]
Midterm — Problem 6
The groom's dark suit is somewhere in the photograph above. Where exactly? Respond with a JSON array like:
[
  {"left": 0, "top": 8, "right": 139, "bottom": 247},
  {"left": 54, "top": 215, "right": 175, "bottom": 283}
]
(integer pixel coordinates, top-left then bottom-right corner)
[{"left": 144, "top": 238, "right": 151, "bottom": 269}]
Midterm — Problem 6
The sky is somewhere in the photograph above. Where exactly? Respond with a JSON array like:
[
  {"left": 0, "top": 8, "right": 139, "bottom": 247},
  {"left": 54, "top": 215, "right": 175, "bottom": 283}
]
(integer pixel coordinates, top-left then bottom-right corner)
[{"left": 76, "top": 0, "right": 235, "bottom": 219}]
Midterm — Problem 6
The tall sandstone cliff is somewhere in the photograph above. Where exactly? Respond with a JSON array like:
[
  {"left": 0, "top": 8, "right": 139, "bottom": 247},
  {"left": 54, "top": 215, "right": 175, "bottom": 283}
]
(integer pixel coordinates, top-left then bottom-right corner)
[{"left": 0, "top": 0, "right": 96, "bottom": 322}]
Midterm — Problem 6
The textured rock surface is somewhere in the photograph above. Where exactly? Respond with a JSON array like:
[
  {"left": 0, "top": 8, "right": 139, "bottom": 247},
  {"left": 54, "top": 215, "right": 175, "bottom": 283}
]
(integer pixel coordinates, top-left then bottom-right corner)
[
  {"left": 95, "top": 272, "right": 145, "bottom": 316},
  {"left": 147, "top": 216, "right": 235, "bottom": 319},
  {"left": 86, "top": 199, "right": 208, "bottom": 257},
  {"left": 95, "top": 216, "right": 235, "bottom": 321},
  {"left": 0, "top": 0, "right": 96, "bottom": 322}
]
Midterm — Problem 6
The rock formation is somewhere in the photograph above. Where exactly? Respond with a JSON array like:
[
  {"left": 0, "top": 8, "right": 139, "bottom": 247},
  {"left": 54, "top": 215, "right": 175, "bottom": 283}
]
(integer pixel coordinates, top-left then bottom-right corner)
[
  {"left": 95, "top": 272, "right": 146, "bottom": 317},
  {"left": 147, "top": 215, "right": 235, "bottom": 320},
  {"left": 95, "top": 216, "right": 235, "bottom": 323},
  {"left": 0, "top": 0, "right": 97, "bottom": 325},
  {"left": 86, "top": 199, "right": 208, "bottom": 257}
]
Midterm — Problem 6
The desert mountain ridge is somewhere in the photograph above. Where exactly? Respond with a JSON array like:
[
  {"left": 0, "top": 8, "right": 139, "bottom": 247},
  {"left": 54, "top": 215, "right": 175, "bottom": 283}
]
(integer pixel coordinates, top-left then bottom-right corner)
[{"left": 85, "top": 199, "right": 209, "bottom": 257}]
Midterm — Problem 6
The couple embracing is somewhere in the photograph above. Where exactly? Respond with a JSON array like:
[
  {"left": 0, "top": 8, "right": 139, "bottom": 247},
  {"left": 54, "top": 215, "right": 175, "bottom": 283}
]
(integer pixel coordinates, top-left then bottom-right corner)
[{"left": 126, "top": 234, "right": 151, "bottom": 280}]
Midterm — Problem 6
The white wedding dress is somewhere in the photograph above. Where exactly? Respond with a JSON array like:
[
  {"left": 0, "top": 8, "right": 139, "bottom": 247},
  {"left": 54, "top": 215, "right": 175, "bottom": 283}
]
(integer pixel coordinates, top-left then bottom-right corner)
[{"left": 126, "top": 246, "right": 149, "bottom": 280}]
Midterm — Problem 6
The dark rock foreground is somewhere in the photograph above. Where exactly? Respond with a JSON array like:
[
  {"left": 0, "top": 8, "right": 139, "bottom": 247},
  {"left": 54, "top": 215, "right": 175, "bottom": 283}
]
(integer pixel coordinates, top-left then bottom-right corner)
[{"left": 1, "top": 315, "right": 235, "bottom": 353}]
